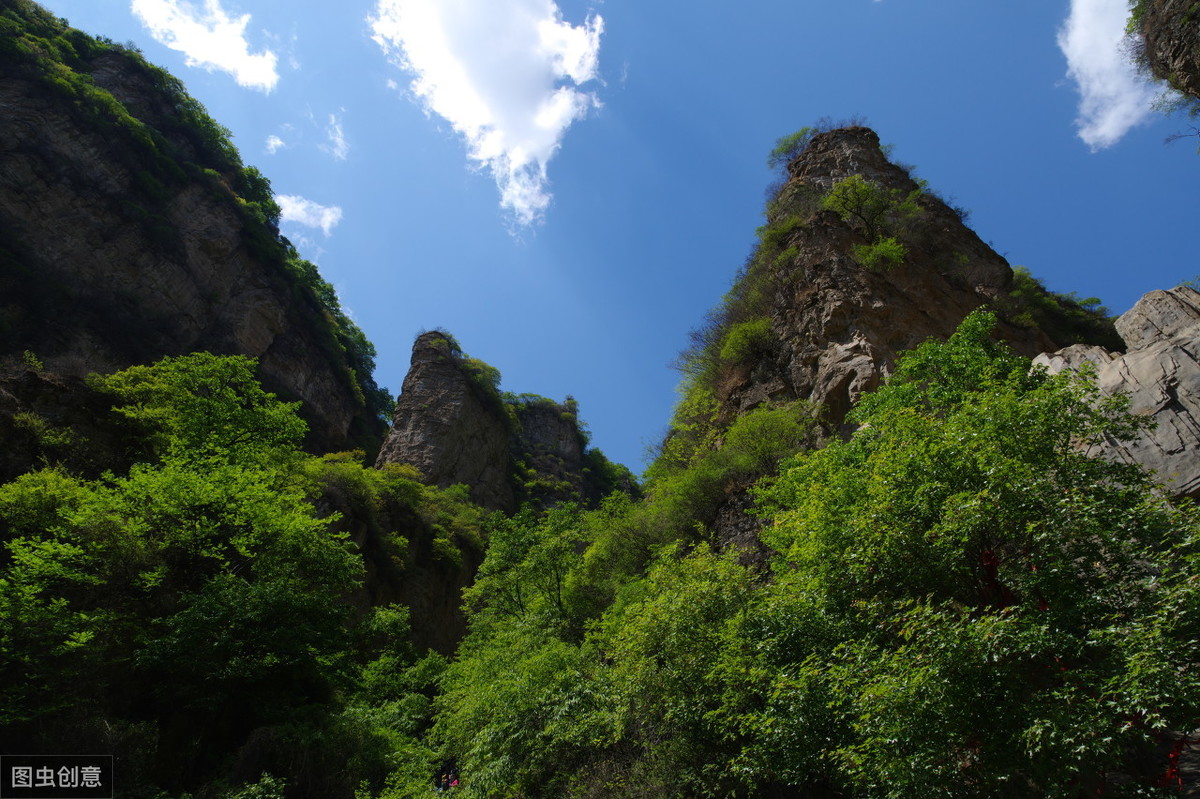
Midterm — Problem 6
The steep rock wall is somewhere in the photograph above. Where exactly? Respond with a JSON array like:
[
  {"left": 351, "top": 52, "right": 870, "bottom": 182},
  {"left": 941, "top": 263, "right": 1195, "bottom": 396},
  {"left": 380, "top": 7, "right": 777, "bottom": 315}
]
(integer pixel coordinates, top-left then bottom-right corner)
[
  {"left": 1136, "top": 0, "right": 1200, "bottom": 99},
  {"left": 376, "top": 333, "right": 625, "bottom": 511},
  {"left": 374, "top": 332, "right": 516, "bottom": 511},
  {"left": 0, "top": 22, "right": 384, "bottom": 454},
  {"left": 1036, "top": 286, "right": 1200, "bottom": 499},
  {"left": 723, "top": 127, "right": 1058, "bottom": 432}
]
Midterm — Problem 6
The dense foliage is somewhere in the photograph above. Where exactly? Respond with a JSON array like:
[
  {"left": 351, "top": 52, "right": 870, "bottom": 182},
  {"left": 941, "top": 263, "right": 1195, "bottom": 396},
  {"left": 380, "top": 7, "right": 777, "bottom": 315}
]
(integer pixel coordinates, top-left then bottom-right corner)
[
  {"left": 0, "top": 1, "right": 391, "bottom": 422},
  {"left": 2, "top": 23, "right": 1188, "bottom": 794},
  {"left": 421, "top": 311, "right": 1200, "bottom": 798},
  {"left": 10, "top": 319, "right": 1192, "bottom": 799},
  {"left": 0, "top": 354, "right": 482, "bottom": 798}
]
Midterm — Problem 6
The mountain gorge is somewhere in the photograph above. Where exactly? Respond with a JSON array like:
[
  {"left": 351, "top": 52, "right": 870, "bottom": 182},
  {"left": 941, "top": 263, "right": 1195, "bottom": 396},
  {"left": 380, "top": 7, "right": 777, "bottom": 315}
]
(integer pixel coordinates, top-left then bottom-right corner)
[{"left": 3, "top": 2, "right": 1200, "bottom": 798}]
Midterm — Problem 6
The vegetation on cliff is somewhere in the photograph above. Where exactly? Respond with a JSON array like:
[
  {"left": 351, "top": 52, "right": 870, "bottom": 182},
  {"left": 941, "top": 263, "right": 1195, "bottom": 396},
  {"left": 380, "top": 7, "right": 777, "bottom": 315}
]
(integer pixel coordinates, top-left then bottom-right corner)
[
  {"left": 0, "top": 0, "right": 391, "bottom": 426},
  {"left": 1126, "top": 0, "right": 1200, "bottom": 147},
  {"left": 663, "top": 124, "right": 1120, "bottom": 485},
  {"left": 398, "top": 331, "right": 637, "bottom": 510},
  {"left": 7, "top": 314, "right": 1196, "bottom": 798},
  {"left": 364, "top": 135, "right": 1185, "bottom": 799},
  {"left": 0, "top": 353, "right": 482, "bottom": 798},
  {"left": 407, "top": 311, "right": 1200, "bottom": 799}
]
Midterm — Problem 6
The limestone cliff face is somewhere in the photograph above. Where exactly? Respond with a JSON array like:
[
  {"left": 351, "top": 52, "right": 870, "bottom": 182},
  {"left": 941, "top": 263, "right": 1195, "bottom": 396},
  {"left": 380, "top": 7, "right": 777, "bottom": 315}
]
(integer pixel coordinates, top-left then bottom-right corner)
[
  {"left": 513, "top": 399, "right": 592, "bottom": 507},
  {"left": 722, "top": 127, "right": 1058, "bottom": 431},
  {"left": 1135, "top": 0, "right": 1200, "bottom": 100},
  {"left": 1035, "top": 286, "right": 1200, "bottom": 499},
  {"left": 376, "top": 333, "right": 623, "bottom": 511},
  {"left": 688, "top": 126, "right": 1127, "bottom": 561},
  {"left": 375, "top": 332, "right": 516, "bottom": 511},
  {"left": 0, "top": 18, "right": 384, "bottom": 454}
]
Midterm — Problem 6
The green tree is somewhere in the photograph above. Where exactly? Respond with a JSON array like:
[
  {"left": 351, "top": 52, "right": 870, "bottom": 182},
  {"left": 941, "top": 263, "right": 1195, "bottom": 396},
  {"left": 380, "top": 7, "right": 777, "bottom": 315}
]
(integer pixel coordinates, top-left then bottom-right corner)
[
  {"left": 88, "top": 352, "right": 306, "bottom": 465},
  {"left": 754, "top": 310, "right": 1199, "bottom": 796},
  {"left": 423, "top": 312, "right": 1200, "bottom": 798},
  {"left": 0, "top": 355, "right": 364, "bottom": 792},
  {"left": 821, "top": 174, "right": 916, "bottom": 239},
  {"left": 465, "top": 504, "right": 584, "bottom": 631}
]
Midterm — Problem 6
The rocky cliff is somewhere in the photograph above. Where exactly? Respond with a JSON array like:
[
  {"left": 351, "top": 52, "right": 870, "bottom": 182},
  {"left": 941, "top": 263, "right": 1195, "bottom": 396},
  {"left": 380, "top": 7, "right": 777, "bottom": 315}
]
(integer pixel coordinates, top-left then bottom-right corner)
[
  {"left": 703, "top": 126, "right": 1106, "bottom": 435},
  {"left": 0, "top": 3, "right": 387, "bottom": 454},
  {"left": 375, "top": 332, "right": 518, "bottom": 510},
  {"left": 1133, "top": 0, "right": 1200, "bottom": 100},
  {"left": 1036, "top": 285, "right": 1200, "bottom": 500},
  {"left": 376, "top": 331, "right": 632, "bottom": 512},
  {"left": 658, "top": 125, "right": 1125, "bottom": 559}
]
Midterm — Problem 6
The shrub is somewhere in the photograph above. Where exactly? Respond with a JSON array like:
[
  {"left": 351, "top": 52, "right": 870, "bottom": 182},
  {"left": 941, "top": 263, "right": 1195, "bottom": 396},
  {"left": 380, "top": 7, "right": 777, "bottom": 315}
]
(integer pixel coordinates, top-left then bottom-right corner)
[
  {"left": 766, "top": 117, "right": 868, "bottom": 173},
  {"left": 1001, "top": 266, "right": 1121, "bottom": 349},
  {"left": 853, "top": 236, "right": 907, "bottom": 270},
  {"left": 718, "top": 317, "right": 774, "bottom": 364},
  {"left": 752, "top": 310, "right": 1194, "bottom": 796},
  {"left": 821, "top": 174, "right": 922, "bottom": 242},
  {"left": 766, "top": 127, "right": 816, "bottom": 172}
]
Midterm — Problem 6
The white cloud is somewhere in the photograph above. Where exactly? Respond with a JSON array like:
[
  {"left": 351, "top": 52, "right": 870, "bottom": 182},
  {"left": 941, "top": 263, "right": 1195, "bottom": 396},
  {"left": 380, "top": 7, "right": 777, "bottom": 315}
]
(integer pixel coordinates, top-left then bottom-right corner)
[
  {"left": 265, "top": 134, "right": 286, "bottom": 153},
  {"left": 1058, "top": 0, "right": 1158, "bottom": 150},
  {"left": 276, "top": 194, "right": 343, "bottom": 236},
  {"left": 369, "top": 0, "right": 603, "bottom": 226},
  {"left": 325, "top": 113, "right": 349, "bottom": 160},
  {"left": 131, "top": 0, "right": 279, "bottom": 91}
]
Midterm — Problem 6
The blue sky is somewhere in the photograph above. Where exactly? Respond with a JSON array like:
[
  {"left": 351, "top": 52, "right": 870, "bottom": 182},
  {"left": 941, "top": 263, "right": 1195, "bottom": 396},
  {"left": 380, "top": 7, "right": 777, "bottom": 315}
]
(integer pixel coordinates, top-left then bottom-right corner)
[{"left": 35, "top": 0, "right": 1198, "bottom": 473}]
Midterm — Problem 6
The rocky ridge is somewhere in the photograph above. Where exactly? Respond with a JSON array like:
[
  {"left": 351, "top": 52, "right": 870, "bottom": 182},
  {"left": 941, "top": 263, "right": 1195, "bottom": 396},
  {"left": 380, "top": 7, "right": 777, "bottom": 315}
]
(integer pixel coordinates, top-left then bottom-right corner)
[
  {"left": 375, "top": 332, "right": 518, "bottom": 511},
  {"left": 675, "top": 126, "right": 1139, "bottom": 560},
  {"left": 702, "top": 126, "right": 1199, "bottom": 517},
  {"left": 1135, "top": 0, "right": 1200, "bottom": 100}
]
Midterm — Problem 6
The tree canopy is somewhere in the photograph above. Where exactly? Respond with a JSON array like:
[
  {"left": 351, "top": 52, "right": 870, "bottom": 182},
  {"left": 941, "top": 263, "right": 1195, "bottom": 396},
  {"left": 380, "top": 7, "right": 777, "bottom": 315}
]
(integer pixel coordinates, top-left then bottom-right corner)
[{"left": 425, "top": 311, "right": 1200, "bottom": 799}]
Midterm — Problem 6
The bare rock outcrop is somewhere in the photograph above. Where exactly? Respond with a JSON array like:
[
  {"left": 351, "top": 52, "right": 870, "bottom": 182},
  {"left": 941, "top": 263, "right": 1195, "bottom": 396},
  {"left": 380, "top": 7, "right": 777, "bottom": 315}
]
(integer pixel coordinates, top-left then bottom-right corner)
[
  {"left": 1134, "top": 0, "right": 1200, "bottom": 100},
  {"left": 376, "top": 333, "right": 630, "bottom": 511},
  {"left": 375, "top": 332, "right": 516, "bottom": 511},
  {"left": 1035, "top": 286, "right": 1200, "bottom": 499},
  {"left": 723, "top": 127, "right": 1059, "bottom": 432}
]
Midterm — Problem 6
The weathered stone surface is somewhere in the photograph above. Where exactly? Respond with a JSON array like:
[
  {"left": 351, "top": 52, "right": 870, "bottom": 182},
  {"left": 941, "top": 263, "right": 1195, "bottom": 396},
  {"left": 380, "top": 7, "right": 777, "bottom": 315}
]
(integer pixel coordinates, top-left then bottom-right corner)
[
  {"left": 375, "top": 332, "right": 516, "bottom": 511},
  {"left": 1036, "top": 286, "right": 1200, "bottom": 499},
  {"left": 517, "top": 401, "right": 585, "bottom": 467},
  {"left": 376, "top": 335, "right": 624, "bottom": 511},
  {"left": 514, "top": 399, "right": 588, "bottom": 505},
  {"left": 1136, "top": 0, "right": 1200, "bottom": 101},
  {"left": 1032, "top": 343, "right": 1118, "bottom": 374},
  {"left": 1115, "top": 287, "right": 1200, "bottom": 349},
  {"left": 0, "top": 56, "right": 383, "bottom": 454},
  {"left": 725, "top": 127, "right": 1057, "bottom": 433}
]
